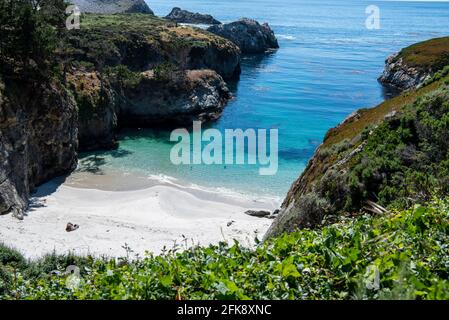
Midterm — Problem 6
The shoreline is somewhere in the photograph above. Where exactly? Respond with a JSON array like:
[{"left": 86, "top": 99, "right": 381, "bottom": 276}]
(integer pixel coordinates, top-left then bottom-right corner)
[{"left": 0, "top": 170, "right": 280, "bottom": 260}]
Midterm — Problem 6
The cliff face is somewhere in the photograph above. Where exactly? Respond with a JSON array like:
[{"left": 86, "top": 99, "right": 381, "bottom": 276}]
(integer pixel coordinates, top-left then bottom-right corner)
[
  {"left": 118, "top": 69, "right": 231, "bottom": 126},
  {"left": 0, "top": 79, "right": 78, "bottom": 218},
  {"left": 379, "top": 37, "right": 449, "bottom": 90},
  {"left": 0, "top": 12, "right": 242, "bottom": 218},
  {"left": 378, "top": 53, "right": 432, "bottom": 90},
  {"left": 66, "top": 14, "right": 241, "bottom": 148},
  {"left": 67, "top": 71, "right": 118, "bottom": 151},
  {"left": 266, "top": 38, "right": 449, "bottom": 239}
]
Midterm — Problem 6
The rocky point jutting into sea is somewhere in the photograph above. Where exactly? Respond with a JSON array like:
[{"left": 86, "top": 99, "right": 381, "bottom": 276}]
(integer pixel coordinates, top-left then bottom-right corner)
[{"left": 266, "top": 36, "right": 449, "bottom": 238}]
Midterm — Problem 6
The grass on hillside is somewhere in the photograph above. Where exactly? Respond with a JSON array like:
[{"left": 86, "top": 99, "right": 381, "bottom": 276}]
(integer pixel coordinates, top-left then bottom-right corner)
[
  {"left": 395, "top": 37, "right": 449, "bottom": 71},
  {"left": 1, "top": 198, "right": 448, "bottom": 300}
]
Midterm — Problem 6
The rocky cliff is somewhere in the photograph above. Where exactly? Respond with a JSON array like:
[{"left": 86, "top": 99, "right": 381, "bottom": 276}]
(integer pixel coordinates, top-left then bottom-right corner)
[
  {"left": 118, "top": 69, "right": 231, "bottom": 126},
  {"left": 70, "top": 0, "right": 154, "bottom": 14},
  {"left": 207, "top": 18, "right": 279, "bottom": 54},
  {"left": 266, "top": 37, "right": 449, "bottom": 238},
  {"left": 66, "top": 13, "right": 240, "bottom": 147},
  {"left": 379, "top": 37, "right": 449, "bottom": 90},
  {"left": 165, "top": 7, "right": 221, "bottom": 25},
  {"left": 0, "top": 11, "right": 244, "bottom": 218},
  {"left": 0, "top": 78, "right": 78, "bottom": 219}
]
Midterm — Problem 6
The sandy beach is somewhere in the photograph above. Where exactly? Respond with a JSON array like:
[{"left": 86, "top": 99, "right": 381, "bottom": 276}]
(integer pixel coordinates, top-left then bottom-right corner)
[{"left": 0, "top": 170, "right": 280, "bottom": 260}]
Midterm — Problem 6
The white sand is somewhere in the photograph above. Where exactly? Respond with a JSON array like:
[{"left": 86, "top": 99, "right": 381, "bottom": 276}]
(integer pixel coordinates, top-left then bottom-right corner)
[{"left": 0, "top": 172, "right": 280, "bottom": 260}]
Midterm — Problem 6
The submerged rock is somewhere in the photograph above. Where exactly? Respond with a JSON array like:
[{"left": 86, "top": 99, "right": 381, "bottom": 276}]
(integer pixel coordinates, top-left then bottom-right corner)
[
  {"left": 207, "top": 18, "right": 279, "bottom": 54},
  {"left": 70, "top": 0, "right": 154, "bottom": 14},
  {"left": 165, "top": 7, "right": 221, "bottom": 25}
]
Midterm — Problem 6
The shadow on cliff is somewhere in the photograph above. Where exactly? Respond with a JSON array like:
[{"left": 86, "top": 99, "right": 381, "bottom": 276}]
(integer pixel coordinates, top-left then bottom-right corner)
[{"left": 379, "top": 81, "right": 402, "bottom": 100}]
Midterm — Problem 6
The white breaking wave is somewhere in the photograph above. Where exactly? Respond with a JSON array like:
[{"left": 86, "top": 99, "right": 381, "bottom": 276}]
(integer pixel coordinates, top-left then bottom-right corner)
[{"left": 277, "top": 34, "right": 296, "bottom": 41}]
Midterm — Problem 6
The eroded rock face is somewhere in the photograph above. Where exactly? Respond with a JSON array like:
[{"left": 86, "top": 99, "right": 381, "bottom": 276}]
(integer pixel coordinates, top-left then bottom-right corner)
[
  {"left": 165, "top": 7, "right": 221, "bottom": 25},
  {"left": 378, "top": 53, "right": 432, "bottom": 91},
  {"left": 207, "top": 18, "right": 279, "bottom": 54},
  {"left": 118, "top": 69, "right": 231, "bottom": 126},
  {"left": 0, "top": 79, "right": 78, "bottom": 218},
  {"left": 70, "top": 0, "right": 154, "bottom": 14},
  {"left": 67, "top": 71, "right": 118, "bottom": 151}
]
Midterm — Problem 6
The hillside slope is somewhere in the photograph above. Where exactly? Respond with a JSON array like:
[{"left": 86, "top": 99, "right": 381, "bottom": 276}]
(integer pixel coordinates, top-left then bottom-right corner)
[
  {"left": 70, "top": 0, "right": 154, "bottom": 14},
  {"left": 266, "top": 37, "right": 449, "bottom": 238}
]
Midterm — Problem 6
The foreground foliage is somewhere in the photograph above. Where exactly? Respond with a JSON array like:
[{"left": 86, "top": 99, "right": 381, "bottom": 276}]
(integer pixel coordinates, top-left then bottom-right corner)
[{"left": 1, "top": 198, "right": 448, "bottom": 300}]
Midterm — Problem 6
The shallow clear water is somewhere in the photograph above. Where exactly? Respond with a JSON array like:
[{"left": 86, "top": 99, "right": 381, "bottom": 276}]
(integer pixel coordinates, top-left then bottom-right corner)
[{"left": 80, "top": 0, "right": 449, "bottom": 197}]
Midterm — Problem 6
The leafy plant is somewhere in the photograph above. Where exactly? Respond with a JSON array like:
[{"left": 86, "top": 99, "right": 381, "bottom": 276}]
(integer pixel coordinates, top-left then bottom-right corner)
[{"left": 2, "top": 198, "right": 448, "bottom": 300}]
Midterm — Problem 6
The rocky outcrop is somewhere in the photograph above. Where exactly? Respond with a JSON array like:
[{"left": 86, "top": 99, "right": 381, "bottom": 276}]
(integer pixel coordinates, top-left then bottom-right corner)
[
  {"left": 118, "top": 69, "right": 231, "bottom": 126},
  {"left": 65, "top": 14, "right": 241, "bottom": 80},
  {"left": 0, "top": 79, "right": 78, "bottom": 219},
  {"left": 379, "top": 37, "right": 449, "bottom": 91},
  {"left": 67, "top": 71, "right": 118, "bottom": 151},
  {"left": 70, "top": 0, "right": 154, "bottom": 14},
  {"left": 165, "top": 7, "right": 221, "bottom": 25},
  {"left": 207, "top": 18, "right": 279, "bottom": 54},
  {"left": 378, "top": 53, "right": 432, "bottom": 91}
]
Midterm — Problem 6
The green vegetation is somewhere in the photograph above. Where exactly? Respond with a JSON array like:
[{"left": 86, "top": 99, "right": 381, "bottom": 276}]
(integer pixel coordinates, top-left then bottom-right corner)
[
  {"left": 104, "top": 65, "right": 142, "bottom": 88},
  {"left": 0, "top": 0, "right": 66, "bottom": 77},
  {"left": 395, "top": 37, "right": 449, "bottom": 71},
  {"left": 293, "top": 73, "right": 449, "bottom": 221},
  {"left": 1, "top": 198, "right": 448, "bottom": 299},
  {"left": 64, "top": 13, "right": 233, "bottom": 72},
  {"left": 347, "top": 85, "right": 449, "bottom": 210}
]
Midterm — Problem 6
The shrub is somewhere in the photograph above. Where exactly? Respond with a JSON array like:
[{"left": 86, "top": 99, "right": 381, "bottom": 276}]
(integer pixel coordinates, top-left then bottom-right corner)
[{"left": 1, "top": 198, "right": 448, "bottom": 300}]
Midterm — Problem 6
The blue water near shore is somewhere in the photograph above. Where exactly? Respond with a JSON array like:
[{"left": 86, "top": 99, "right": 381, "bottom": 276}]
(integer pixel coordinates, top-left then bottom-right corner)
[{"left": 80, "top": 0, "right": 449, "bottom": 197}]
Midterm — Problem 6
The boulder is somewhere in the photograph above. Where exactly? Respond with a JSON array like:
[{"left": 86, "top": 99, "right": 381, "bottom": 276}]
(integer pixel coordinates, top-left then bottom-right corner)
[
  {"left": 244, "top": 210, "right": 271, "bottom": 218},
  {"left": 207, "top": 18, "right": 279, "bottom": 54},
  {"left": 165, "top": 7, "right": 221, "bottom": 25}
]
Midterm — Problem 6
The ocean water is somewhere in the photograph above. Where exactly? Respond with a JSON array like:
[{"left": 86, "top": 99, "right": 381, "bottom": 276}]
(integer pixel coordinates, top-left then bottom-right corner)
[{"left": 79, "top": 0, "right": 449, "bottom": 197}]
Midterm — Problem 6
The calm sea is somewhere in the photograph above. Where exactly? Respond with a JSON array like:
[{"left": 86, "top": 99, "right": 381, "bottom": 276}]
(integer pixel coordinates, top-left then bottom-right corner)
[{"left": 79, "top": 0, "right": 449, "bottom": 197}]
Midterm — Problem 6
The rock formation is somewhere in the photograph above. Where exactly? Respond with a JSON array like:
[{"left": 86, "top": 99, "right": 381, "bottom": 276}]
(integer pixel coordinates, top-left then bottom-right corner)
[
  {"left": 378, "top": 53, "right": 432, "bottom": 91},
  {"left": 0, "top": 11, "right": 244, "bottom": 219},
  {"left": 67, "top": 70, "right": 118, "bottom": 151},
  {"left": 70, "top": 0, "right": 154, "bottom": 14},
  {"left": 207, "top": 18, "right": 279, "bottom": 54},
  {"left": 165, "top": 7, "right": 221, "bottom": 25},
  {"left": 0, "top": 79, "right": 78, "bottom": 219},
  {"left": 379, "top": 37, "right": 449, "bottom": 90},
  {"left": 118, "top": 69, "right": 231, "bottom": 126}
]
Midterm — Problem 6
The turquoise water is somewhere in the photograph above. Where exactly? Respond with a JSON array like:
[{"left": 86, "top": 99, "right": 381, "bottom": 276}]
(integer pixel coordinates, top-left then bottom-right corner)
[{"left": 80, "top": 0, "right": 449, "bottom": 197}]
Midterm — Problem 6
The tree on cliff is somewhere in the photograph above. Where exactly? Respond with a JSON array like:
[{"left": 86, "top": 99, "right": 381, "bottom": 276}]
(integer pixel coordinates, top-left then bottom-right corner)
[{"left": 0, "top": 0, "right": 66, "bottom": 77}]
